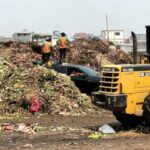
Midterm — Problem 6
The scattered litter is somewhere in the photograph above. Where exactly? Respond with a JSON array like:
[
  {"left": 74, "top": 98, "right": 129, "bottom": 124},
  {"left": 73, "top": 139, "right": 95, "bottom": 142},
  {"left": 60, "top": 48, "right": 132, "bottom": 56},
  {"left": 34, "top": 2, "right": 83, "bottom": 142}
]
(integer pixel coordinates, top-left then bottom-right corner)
[
  {"left": 0, "top": 122, "right": 38, "bottom": 134},
  {"left": 1, "top": 123, "right": 15, "bottom": 131},
  {"left": 59, "top": 112, "right": 70, "bottom": 116},
  {"left": 22, "top": 144, "right": 33, "bottom": 148},
  {"left": 15, "top": 123, "right": 38, "bottom": 134},
  {"left": 88, "top": 132, "right": 103, "bottom": 139},
  {"left": 29, "top": 95, "right": 42, "bottom": 114},
  {"left": 48, "top": 126, "right": 80, "bottom": 132},
  {"left": 36, "top": 126, "right": 47, "bottom": 131},
  {"left": 98, "top": 124, "right": 116, "bottom": 134}
]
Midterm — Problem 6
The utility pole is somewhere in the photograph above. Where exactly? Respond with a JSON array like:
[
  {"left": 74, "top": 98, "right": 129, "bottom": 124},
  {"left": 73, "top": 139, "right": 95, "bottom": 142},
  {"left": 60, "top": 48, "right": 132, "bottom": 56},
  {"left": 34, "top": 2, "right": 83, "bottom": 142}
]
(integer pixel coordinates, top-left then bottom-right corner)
[{"left": 106, "top": 14, "right": 109, "bottom": 41}]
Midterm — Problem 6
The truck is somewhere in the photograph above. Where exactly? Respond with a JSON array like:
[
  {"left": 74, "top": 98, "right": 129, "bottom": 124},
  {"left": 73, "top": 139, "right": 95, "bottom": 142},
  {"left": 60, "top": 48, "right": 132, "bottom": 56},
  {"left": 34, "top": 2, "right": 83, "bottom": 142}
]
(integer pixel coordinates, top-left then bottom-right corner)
[{"left": 92, "top": 26, "right": 150, "bottom": 127}]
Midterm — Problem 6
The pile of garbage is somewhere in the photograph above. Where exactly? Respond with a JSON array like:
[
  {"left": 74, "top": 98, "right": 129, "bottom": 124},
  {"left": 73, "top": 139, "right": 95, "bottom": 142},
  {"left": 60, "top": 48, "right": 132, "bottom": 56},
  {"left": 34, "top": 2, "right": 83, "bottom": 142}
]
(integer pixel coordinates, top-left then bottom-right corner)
[
  {"left": 0, "top": 59, "right": 93, "bottom": 115},
  {"left": 0, "top": 39, "right": 132, "bottom": 115},
  {"left": 0, "top": 42, "right": 41, "bottom": 68},
  {"left": 67, "top": 39, "right": 132, "bottom": 69},
  {"left": 0, "top": 50, "right": 93, "bottom": 115}
]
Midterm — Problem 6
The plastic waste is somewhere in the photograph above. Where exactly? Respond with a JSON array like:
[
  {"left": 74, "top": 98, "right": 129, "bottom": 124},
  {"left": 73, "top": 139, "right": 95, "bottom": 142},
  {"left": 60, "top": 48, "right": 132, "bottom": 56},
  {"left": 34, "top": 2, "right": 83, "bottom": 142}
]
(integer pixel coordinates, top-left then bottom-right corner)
[
  {"left": 98, "top": 124, "right": 116, "bottom": 134},
  {"left": 88, "top": 132, "right": 103, "bottom": 139}
]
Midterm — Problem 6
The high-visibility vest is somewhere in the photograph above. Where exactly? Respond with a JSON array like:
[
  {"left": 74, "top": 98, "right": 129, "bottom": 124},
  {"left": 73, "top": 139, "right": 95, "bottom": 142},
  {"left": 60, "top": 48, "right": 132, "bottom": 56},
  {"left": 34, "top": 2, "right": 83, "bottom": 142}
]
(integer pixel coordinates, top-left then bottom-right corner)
[
  {"left": 42, "top": 42, "right": 51, "bottom": 53},
  {"left": 59, "top": 37, "right": 67, "bottom": 49}
]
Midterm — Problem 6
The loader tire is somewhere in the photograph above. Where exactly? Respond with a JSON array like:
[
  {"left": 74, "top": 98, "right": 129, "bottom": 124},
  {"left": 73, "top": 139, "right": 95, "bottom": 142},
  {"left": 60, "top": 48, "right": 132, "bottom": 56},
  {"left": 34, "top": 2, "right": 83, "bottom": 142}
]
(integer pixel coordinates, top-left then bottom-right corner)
[
  {"left": 143, "top": 95, "right": 150, "bottom": 119},
  {"left": 113, "top": 112, "right": 143, "bottom": 128}
]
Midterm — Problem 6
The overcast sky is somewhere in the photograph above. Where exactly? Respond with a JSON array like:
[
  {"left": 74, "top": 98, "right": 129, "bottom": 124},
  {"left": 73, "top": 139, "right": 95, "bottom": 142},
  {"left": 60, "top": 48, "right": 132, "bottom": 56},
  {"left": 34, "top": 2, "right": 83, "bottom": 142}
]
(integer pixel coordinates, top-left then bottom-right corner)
[{"left": 0, "top": 0, "right": 150, "bottom": 37}]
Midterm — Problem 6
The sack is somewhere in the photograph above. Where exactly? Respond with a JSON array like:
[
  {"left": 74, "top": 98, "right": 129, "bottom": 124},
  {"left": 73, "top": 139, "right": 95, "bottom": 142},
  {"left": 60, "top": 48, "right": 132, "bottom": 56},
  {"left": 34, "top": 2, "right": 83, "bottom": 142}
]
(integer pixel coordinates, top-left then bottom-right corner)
[{"left": 29, "top": 97, "right": 41, "bottom": 113}]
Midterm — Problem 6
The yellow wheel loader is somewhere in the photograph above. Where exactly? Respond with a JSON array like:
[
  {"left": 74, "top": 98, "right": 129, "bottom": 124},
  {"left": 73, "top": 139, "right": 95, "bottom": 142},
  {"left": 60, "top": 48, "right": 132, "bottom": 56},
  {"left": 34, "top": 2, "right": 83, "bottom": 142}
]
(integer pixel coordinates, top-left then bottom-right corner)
[{"left": 92, "top": 26, "right": 150, "bottom": 127}]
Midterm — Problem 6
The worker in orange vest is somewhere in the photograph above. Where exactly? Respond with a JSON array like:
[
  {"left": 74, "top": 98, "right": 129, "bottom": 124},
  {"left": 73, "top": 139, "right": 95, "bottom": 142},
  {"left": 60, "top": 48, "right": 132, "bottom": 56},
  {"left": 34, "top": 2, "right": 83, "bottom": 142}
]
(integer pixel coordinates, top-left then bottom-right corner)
[
  {"left": 42, "top": 37, "right": 52, "bottom": 63},
  {"left": 57, "top": 32, "right": 70, "bottom": 63}
]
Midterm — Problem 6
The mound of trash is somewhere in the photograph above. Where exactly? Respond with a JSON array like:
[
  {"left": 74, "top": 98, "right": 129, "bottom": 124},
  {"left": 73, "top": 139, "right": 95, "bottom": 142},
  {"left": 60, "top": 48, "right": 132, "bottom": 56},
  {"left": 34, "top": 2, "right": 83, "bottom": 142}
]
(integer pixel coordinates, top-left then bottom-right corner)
[
  {"left": 0, "top": 39, "right": 132, "bottom": 115},
  {"left": 0, "top": 42, "right": 41, "bottom": 68},
  {"left": 0, "top": 42, "right": 95, "bottom": 115},
  {"left": 0, "top": 57, "right": 93, "bottom": 115},
  {"left": 30, "top": 38, "right": 132, "bottom": 69},
  {"left": 67, "top": 39, "right": 132, "bottom": 69}
]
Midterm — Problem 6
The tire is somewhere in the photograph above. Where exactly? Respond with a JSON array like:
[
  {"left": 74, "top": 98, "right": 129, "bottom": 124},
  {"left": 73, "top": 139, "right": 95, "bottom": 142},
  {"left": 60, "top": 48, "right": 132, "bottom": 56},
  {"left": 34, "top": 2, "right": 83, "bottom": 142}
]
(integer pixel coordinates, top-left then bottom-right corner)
[
  {"left": 113, "top": 112, "right": 143, "bottom": 128},
  {"left": 142, "top": 95, "right": 150, "bottom": 119}
]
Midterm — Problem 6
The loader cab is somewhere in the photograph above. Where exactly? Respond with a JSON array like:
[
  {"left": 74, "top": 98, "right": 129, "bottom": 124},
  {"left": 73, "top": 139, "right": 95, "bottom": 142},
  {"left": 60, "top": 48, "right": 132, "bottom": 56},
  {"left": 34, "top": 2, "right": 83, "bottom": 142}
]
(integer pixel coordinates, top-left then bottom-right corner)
[
  {"left": 92, "top": 25, "right": 150, "bottom": 127},
  {"left": 140, "top": 26, "right": 150, "bottom": 64},
  {"left": 140, "top": 53, "right": 149, "bottom": 64}
]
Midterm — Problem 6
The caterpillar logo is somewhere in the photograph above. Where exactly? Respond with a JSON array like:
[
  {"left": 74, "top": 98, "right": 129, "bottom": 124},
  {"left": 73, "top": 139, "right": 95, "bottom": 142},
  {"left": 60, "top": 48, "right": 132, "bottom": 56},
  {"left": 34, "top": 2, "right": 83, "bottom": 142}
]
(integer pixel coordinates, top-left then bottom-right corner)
[{"left": 139, "top": 72, "right": 150, "bottom": 77}]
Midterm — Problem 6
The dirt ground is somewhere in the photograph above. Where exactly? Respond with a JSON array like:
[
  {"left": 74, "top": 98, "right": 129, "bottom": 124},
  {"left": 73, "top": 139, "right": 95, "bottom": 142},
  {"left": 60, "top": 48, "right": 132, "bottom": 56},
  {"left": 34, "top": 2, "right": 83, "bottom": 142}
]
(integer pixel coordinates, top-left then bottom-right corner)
[{"left": 0, "top": 110, "right": 150, "bottom": 150}]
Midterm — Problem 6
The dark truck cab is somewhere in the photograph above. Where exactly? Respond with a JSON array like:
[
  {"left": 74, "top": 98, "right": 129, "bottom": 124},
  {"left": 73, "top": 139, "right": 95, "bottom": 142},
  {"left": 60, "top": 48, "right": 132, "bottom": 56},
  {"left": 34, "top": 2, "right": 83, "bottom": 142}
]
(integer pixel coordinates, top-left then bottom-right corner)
[{"left": 53, "top": 63, "right": 100, "bottom": 94}]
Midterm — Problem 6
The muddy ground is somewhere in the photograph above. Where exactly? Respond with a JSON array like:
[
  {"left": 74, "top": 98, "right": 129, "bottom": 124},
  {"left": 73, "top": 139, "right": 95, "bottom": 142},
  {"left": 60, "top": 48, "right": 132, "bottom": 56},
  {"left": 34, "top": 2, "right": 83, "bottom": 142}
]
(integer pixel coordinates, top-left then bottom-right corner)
[{"left": 0, "top": 110, "right": 150, "bottom": 150}]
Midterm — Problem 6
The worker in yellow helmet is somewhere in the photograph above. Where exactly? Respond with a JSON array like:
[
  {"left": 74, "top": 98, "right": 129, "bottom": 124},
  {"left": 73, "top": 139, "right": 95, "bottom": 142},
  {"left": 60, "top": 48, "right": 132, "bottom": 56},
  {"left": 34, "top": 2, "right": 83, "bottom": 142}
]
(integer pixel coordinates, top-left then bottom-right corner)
[
  {"left": 42, "top": 37, "right": 52, "bottom": 63},
  {"left": 57, "top": 32, "right": 70, "bottom": 63}
]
